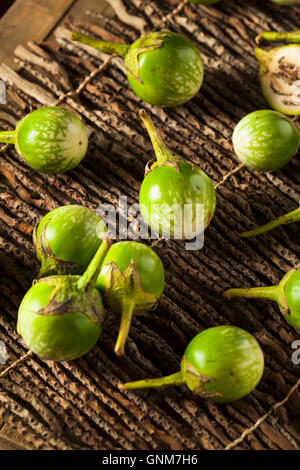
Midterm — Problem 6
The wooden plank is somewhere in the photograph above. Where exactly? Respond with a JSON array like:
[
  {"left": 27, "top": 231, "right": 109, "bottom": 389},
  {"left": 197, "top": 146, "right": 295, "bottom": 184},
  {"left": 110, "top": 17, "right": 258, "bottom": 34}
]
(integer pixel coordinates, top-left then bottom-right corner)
[
  {"left": 0, "top": 422, "right": 29, "bottom": 450},
  {"left": 0, "top": 435, "right": 29, "bottom": 450},
  {"left": 48, "top": 0, "right": 113, "bottom": 41},
  {"left": 0, "top": 0, "right": 76, "bottom": 69},
  {"left": 62, "top": 0, "right": 112, "bottom": 22}
]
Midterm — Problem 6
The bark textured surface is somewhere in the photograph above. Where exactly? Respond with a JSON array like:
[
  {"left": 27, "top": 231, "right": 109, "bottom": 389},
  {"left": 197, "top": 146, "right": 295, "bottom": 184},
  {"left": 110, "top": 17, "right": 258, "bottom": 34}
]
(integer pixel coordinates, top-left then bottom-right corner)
[{"left": 0, "top": 0, "right": 300, "bottom": 450}]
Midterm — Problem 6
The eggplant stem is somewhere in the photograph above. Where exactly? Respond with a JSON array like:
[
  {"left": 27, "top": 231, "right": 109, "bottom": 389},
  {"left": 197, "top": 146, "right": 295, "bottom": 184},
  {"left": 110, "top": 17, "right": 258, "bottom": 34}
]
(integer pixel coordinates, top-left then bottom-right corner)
[
  {"left": 114, "top": 300, "right": 135, "bottom": 357},
  {"left": 0, "top": 130, "right": 16, "bottom": 145},
  {"left": 257, "top": 30, "right": 300, "bottom": 44},
  {"left": 119, "top": 371, "right": 184, "bottom": 390},
  {"left": 239, "top": 207, "right": 300, "bottom": 238},
  {"left": 71, "top": 31, "right": 130, "bottom": 57},
  {"left": 225, "top": 285, "right": 279, "bottom": 302},
  {"left": 77, "top": 237, "right": 111, "bottom": 291},
  {"left": 139, "top": 109, "right": 175, "bottom": 164}
]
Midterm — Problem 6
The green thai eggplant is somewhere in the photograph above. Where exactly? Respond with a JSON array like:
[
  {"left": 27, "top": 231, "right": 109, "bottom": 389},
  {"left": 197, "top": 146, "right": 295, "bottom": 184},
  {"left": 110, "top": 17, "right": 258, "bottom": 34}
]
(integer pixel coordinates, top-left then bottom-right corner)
[
  {"left": 17, "top": 239, "right": 111, "bottom": 361},
  {"left": 71, "top": 30, "right": 204, "bottom": 107},
  {"left": 34, "top": 205, "right": 107, "bottom": 278},
  {"left": 96, "top": 241, "right": 165, "bottom": 356},
  {"left": 119, "top": 326, "right": 264, "bottom": 403},
  {"left": 138, "top": 110, "right": 216, "bottom": 239},
  {"left": 0, "top": 107, "right": 88, "bottom": 173},
  {"left": 232, "top": 110, "right": 300, "bottom": 171}
]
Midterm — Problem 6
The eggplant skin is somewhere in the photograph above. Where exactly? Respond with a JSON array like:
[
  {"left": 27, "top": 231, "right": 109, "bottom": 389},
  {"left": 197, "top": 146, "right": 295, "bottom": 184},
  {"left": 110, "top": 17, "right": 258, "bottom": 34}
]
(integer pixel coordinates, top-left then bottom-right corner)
[
  {"left": 232, "top": 110, "right": 300, "bottom": 172},
  {"left": 183, "top": 326, "right": 264, "bottom": 403}
]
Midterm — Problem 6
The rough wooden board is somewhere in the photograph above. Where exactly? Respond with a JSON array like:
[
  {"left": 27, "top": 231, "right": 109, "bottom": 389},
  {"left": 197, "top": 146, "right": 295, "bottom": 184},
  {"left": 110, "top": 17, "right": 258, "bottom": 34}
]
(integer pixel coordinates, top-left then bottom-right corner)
[
  {"left": 47, "top": 0, "right": 113, "bottom": 41},
  {"left": 0, "top": 437, "right": 27, "bottom": 450},
  {"left": 0, "top": 421, "right": 30, "bottom": 450},
  {"left": 0, "top": 0, "right": 76, "bottom": 69},
  {"left": 0, "top": 0, "right": 299, "bottom": 451}
]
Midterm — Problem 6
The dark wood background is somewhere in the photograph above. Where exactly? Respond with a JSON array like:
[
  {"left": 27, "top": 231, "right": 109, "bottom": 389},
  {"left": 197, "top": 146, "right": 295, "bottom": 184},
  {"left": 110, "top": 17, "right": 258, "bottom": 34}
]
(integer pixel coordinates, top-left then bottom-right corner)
[{"left": 0, "top": 0, "right": 299, "bottom": 451}]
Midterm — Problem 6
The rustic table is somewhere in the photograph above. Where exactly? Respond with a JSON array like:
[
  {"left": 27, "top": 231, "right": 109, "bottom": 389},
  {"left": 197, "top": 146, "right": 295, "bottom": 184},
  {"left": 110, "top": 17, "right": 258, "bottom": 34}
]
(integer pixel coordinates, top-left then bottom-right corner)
[{"left": 0, "top": 0, "right": 299, "bottom": 451}]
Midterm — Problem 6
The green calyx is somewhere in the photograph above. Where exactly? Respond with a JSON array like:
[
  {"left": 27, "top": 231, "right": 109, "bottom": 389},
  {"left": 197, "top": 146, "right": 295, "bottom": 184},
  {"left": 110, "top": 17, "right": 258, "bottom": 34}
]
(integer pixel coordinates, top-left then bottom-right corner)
[
  {"left": 180, "top": 357, "right": 221, "bottom": 399},
  {"left": 118, "top": 356, "right": 219, "bottom": 400},
  {"left": 126, "top": 32, "right": 168, "bottom": 84},
  {"left": 277, "top": 267, "right": 298, "bottom": 316},
  {"left": 37, "top": 237, "right": 111, "bottom": 323},
  {"left": 35, "top": 275, "right": 103, "bottom": 326},
  {"left": 34, "top": 224, "right": 84, "bottom": 278},
  {"left": 239, "top": 202, "right": 300, "bottom": 238},
  {"left": 104, "top": 260, "right": 158, "bottom": 356},
  {"left": 71, "top": 31, "right": 165, "bottom": 84},
  {"left": 225, "top": 265, "right": 300, "bottom": 329},
  {"left": 284, "top": 269, "right": 300, "bottom": 329}
]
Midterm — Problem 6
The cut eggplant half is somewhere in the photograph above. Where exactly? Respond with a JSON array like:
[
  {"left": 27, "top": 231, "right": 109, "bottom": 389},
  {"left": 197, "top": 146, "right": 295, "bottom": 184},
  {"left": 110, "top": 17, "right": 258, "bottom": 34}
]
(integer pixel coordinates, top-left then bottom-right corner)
[{"left": 256, "top": 45, "right": 300, "bottom": 115}]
